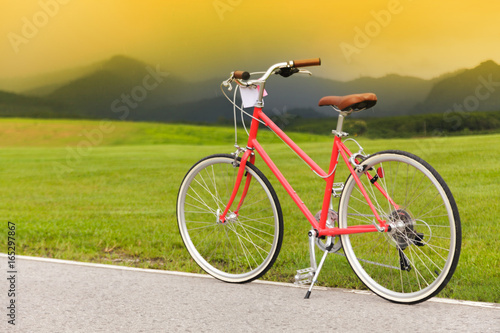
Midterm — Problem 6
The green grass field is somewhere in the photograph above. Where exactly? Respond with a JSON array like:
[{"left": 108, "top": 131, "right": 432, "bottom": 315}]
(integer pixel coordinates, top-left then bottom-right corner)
[{"left": 1, "top": 118, "right": 498, "bottom": 303}]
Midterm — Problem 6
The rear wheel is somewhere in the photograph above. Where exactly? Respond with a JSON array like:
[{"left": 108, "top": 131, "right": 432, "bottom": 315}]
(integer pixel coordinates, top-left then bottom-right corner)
[
  {"left": 339, "top": 151, "right": 461, "bottom": 304},
  {"left": 177, "top": 154, "right": 283, "bottom": 283}
]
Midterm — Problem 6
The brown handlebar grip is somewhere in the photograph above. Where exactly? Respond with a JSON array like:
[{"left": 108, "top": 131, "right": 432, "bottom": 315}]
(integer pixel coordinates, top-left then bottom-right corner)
[
  {"left": 292, "top": 58, "right": 321, "bottom": 67},
  {"left": 234, "top": 71, "right": 250, "bottom": 80}
]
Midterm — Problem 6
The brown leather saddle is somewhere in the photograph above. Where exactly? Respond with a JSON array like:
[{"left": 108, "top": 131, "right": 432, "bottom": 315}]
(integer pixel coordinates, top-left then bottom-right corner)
[{"left": 318, "top": 93, "right": 377, "bottom": 112}]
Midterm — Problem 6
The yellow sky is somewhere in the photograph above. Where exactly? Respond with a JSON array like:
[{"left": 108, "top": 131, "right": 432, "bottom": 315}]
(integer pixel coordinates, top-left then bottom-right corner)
[{"left": 1, "top": 0, "right": 499, "bottom": 81}]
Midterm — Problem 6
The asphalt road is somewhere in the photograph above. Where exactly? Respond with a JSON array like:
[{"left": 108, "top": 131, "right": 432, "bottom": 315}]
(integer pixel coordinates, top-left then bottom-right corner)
[{"left": 1, "top": 255, "right": 498, "bottom": 332}]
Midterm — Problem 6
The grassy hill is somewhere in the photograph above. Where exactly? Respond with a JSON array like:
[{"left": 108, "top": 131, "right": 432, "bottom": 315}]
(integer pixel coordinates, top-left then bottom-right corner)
[
  {"left": 0, "top": 118, "right": 331, "bottom": 147},
  {"left": 0, "top": 91, "right": 71, "bottom": 118}
]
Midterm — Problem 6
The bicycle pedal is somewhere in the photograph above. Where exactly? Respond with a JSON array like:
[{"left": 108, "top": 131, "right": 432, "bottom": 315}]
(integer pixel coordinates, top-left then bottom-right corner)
[
  {"left": 294, "top": 267, "right": 315, "bottom": 285},
  {"left": 332, "top": 183, "right": 344, "bottom": 198}
]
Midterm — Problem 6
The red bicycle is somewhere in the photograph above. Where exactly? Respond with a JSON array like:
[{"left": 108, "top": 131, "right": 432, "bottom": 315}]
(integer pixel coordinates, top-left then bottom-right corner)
[{"left": 176, "top": 59, "right": 461, "bottom": 304}]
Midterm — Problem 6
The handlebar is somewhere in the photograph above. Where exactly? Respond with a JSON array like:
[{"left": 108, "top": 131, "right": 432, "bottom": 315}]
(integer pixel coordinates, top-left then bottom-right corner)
[
  {"left": 222, "top": 58, "right": 321, "bottom": 104},
  {"left": 233, "top": 71, "right": 250, "bottom": 80},
  {"left": 231, "top": 57, "right": 321, "bottom": 82},
  {"left": 291, "top": 58, "right": 321, "bottom": 67}
]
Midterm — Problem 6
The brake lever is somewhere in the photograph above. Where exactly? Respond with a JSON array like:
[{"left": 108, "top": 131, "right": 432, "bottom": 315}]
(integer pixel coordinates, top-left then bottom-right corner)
[
  {"left": 275, "top": 67, "right": 299, "bottom": 78},
  {"left": 298, "top": 69, "right": 312, "bottom": 76},
  {"left": 222, "top": 78, "right": 233, "bottom": 91}
]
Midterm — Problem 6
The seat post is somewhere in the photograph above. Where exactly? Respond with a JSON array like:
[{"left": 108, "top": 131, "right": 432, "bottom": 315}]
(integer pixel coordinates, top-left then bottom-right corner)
[
  {"left": 336, "top": 113, "right": 345, "bottom": 133},
  {"left": 332, "top": 112, "right": 349, "bottom": 137}
]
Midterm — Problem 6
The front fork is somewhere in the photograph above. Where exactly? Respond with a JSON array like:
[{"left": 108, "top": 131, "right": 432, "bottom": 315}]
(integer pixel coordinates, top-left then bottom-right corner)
[{"left": 218, "top": 147, "right": 255, "bottom": 223}]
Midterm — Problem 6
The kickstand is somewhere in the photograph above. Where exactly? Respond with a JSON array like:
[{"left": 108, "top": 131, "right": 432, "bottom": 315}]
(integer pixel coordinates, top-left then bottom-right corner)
[{"left": 304, "top": 248, "right": 329, "bottom": 299}]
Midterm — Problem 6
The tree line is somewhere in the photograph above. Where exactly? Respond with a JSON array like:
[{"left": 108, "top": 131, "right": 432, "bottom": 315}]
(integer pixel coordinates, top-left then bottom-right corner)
[{"left": 277, "top": 110, "right": 500, "bottom": 138}]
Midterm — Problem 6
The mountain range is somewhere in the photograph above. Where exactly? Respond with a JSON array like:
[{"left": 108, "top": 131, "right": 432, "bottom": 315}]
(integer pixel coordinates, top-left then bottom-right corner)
[{"left": 0, "top": 55, "right": 499, "bottom": 122}]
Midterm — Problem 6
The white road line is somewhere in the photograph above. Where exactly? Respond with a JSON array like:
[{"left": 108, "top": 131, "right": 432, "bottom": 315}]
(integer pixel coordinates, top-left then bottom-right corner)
[{"left": 1, "top": 253, "right": 498, "bottom": 310}]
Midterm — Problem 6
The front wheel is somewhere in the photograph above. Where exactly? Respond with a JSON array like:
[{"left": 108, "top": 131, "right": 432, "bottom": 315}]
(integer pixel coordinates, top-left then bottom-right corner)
[
  {"left": 177, "top": 154, "right": 283, "bottom": 283},
  {"left": 339, "top": 150, "right": 461, "bottom": 304}
]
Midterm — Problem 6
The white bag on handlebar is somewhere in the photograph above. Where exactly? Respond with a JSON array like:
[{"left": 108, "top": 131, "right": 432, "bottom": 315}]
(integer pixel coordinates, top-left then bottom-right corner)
[{"left": 239, "top": 86, "right": 267, "bottom": 108}]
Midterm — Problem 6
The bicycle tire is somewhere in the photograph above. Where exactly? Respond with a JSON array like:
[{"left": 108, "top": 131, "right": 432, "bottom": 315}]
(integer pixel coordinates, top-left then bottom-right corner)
[
  {"left": 177, "top": 154, "right": 283, "bottom": 283},
  {"left": 339, "top": 150, "right": 461, "bottom": 304}
]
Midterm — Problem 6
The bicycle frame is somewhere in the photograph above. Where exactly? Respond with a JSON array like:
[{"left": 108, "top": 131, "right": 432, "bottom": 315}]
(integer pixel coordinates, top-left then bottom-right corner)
[
  {"left": 220, "top": 106, "right": 394, "bottom": 237},
  {"left": 179, "top": 59, "right": 461, "bottom": 303}
]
